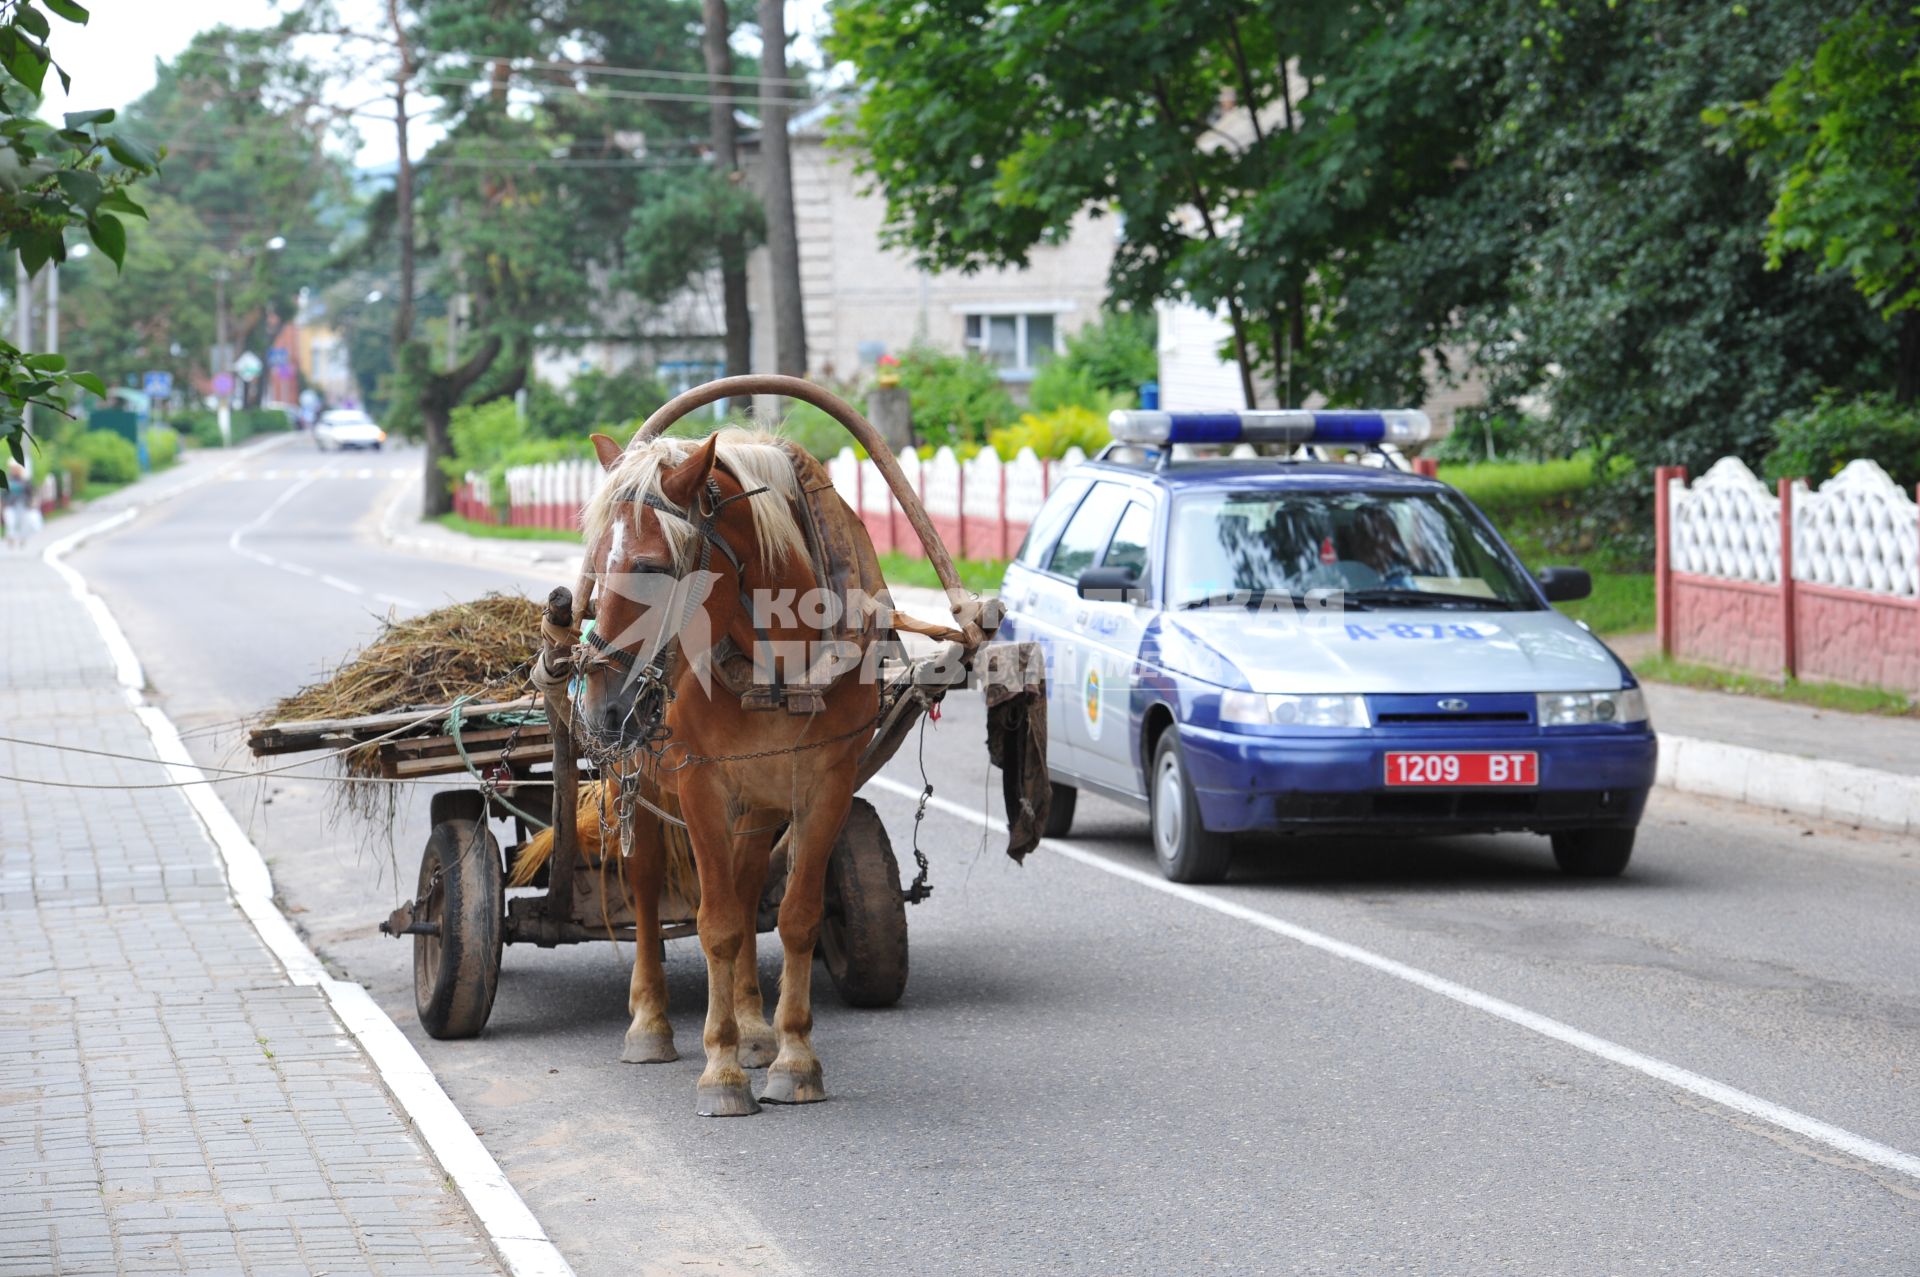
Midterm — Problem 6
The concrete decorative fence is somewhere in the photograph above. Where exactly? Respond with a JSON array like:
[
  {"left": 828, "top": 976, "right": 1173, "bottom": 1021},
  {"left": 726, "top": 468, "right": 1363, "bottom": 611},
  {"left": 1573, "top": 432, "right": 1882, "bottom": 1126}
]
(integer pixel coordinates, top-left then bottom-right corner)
[
  {"left": 1657, "top": 458, "right": 1920, "bottom": 693},
  {"left": 469, "top": 445, "right": 1095, "bottom": 560}
]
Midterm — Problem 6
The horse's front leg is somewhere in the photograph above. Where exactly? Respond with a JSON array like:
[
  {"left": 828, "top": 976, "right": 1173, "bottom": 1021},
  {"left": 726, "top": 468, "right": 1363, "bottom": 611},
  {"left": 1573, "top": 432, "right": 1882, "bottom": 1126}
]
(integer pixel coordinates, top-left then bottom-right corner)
[
  {"left": 682, "top": 777, "right": 759, "bottom": 1116},
  {"left": 760, "top": 771, "right": 857, "bottom": 1105},
  {"left": 620, "top": 833, "right": 675, "bottom": 1064},
  {"left": 731, "top": 824, "right": 779, "bottom": 1070}
]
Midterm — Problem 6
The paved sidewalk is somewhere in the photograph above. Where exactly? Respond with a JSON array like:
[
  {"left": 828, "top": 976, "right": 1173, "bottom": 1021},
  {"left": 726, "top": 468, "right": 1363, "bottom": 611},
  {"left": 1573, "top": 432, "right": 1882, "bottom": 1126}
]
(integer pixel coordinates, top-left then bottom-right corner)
[{"left": 3, "top": 497, "right": 507, "bottom": 1272}]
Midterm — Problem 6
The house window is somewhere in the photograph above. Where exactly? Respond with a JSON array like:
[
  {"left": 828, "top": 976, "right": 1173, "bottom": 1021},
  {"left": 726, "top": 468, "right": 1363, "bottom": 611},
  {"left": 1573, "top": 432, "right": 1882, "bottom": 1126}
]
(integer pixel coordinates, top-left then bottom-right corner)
[{"left": 964, "top": 312, "right": 1059, "bottom": 375}]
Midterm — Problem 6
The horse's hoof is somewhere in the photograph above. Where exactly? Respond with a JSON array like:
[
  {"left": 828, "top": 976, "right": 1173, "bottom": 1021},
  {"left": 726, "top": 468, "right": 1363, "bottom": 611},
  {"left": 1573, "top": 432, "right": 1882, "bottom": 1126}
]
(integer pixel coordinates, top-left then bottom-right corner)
[
  {"left": 696, "top": 1083, "right": 761, "bottom": 1118},
  {"left": 737, "top": 1033, "right": 777, "bottom": 1070},
  {"left": 758, "top": 1062, "right": 827, "bottom": 1105},
  {"left": 621, "top": 1030, "right": 677, "bottom": 1064}
]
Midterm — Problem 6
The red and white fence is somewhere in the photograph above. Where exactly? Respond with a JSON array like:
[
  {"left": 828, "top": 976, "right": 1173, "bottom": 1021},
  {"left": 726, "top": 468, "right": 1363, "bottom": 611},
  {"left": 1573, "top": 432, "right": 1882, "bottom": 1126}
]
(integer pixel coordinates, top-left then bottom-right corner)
[
  {"left": 1657, "top": 458, "right": 1920, "bottom": 693},
  {"left": 459, "top": 445, "right": 1097, "bottom": 559}
]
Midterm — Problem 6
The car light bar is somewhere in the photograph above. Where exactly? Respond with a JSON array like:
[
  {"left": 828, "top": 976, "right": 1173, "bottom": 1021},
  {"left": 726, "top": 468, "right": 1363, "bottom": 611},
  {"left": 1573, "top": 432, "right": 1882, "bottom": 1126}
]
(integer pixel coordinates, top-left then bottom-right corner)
[{"left": 1107, "top": 408, "right": 1435, "bottom": 448}]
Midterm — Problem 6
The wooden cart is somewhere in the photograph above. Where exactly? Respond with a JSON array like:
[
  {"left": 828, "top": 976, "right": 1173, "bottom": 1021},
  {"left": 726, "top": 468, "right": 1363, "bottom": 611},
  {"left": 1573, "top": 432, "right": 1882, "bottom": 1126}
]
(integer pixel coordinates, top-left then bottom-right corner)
[{"left": 248, "top": 623, "right": 991, "bottom": 1039}]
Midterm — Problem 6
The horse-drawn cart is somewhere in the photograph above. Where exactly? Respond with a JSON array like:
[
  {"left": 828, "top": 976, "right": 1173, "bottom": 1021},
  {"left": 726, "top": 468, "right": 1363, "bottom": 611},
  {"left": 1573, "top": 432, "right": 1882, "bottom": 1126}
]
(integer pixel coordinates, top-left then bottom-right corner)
[{"left": 250, "top": 376, "right": 1048, "bottom": 1051}]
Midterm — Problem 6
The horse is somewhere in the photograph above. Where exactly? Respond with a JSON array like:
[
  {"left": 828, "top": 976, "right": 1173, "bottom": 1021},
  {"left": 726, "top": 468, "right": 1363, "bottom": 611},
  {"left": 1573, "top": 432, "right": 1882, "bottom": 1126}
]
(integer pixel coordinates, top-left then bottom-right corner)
[{"left": 574, "top": 426, "right": 883, "bottom": 1116}]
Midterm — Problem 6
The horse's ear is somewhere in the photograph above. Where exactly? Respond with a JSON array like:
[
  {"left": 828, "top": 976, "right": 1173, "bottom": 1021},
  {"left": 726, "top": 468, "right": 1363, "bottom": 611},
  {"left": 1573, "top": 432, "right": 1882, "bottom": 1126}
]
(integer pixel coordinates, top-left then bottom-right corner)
[
  {"left": 590, "top": 433, "right": 623, "bottom": 471},
  {"left": 660, "top": 433, "right": 720, "bottom": 510}
]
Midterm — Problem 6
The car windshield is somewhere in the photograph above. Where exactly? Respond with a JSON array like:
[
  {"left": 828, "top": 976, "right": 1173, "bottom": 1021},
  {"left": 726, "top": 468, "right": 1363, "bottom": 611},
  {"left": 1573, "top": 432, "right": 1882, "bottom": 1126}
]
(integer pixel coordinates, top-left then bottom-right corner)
[{"left": 1168, "top": 487, "right": 1535, "bottom": 610}]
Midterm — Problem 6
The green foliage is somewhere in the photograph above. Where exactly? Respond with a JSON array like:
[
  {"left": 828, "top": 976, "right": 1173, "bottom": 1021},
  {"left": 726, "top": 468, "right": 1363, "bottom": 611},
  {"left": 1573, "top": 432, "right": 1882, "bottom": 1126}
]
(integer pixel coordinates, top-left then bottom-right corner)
[
  {"left": 524, "top": 367, "right": 669, "bottom": 439},
  {"left": 874, "top": 549, "right": 1008, "bottom": 595},
  {"left": 895, "top": 344, "right": 1016, "bottom": 449},
  {"left": 1763, "top": 393, "right": 1920, "bottom": 490},
  {"left": 145, "top": 424, "right": 177, "bottom": 470},
  {"left": 71, "top": 428, "right": 136, "bottom": 484},
  {"left": 987, "top": 406, "right": 1111, "bottom": 461},
  {"left": 777, "top": 399, "right": 859, "bottom": 460},
  {"left": 1029, "top": 311, "right": 1156, "bottom": 413},
  {"left": 1437, "top": 457, "right": 1604, "bottom": 516},
  {"left": 440, "top": 396, "right": 630, "bottom": 513},
  {"left": 621, "top": 168, "right": 766, "bottom": 302},
  {"left": 177, "top": 406, "right": 289, "bottom": 447},
  {"left": 1712, "top": 3, "right": 1920, "bottom": 321},
  {"left": 0, "top": 0, "right": 155, "bottom": 460}
]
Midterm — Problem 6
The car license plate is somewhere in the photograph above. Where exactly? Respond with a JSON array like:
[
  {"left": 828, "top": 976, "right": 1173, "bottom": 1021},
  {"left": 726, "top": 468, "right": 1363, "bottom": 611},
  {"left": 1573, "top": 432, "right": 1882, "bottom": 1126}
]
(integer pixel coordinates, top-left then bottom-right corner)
[{"left": 1384, "top": 751, "right": 1538, "bottom": 787}]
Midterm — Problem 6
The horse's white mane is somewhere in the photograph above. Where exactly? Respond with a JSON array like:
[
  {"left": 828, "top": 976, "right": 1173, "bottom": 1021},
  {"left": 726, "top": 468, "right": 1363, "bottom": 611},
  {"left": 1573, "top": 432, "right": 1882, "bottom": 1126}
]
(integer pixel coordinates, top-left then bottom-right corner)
[{"left": 580, "top": 428, "right": 809, "bottom": 577}]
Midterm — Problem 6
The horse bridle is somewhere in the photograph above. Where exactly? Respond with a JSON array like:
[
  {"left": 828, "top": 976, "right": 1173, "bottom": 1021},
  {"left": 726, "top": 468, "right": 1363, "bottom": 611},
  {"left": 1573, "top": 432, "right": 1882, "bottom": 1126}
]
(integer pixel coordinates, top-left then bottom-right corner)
[{"left": 584, "top": 476, "right": 785, "bottom": 734}]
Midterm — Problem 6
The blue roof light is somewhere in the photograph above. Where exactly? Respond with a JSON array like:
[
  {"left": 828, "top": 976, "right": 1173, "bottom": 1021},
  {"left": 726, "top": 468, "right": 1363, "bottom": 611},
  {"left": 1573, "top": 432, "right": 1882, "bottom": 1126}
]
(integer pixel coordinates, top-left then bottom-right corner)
[{"left": 1108, "top": 408, "right": 1436, "bottom": 449}]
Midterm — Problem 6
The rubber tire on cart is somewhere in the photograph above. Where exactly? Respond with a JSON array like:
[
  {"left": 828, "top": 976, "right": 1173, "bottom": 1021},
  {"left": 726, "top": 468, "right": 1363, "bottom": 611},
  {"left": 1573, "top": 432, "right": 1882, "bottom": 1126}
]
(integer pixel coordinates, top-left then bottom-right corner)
[
  {"left": 1150, "top": 732, "right": 1234, "bottom": 884},
  {"left": 1550, "top": 828, "right": 1635, "bottom": 878},
  {"left": 1044, "top": 781, "right": 1077, "bottom": 838},
  {"left": 413, "top": 818, "right": 503, "bottom": 1039},
  {"left": 819, "top": 798, "right": 909, "bottom": 1008}
]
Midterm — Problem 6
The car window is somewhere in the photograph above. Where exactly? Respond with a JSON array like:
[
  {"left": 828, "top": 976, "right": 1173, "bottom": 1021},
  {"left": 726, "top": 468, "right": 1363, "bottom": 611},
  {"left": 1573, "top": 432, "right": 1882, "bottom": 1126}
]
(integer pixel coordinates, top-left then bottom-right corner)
[
  {"left": 1101, "top": 501, "right": 1154, "bottom": 579},
  {"left": 1014, "top": 476, "right": 1092, "bottom": 569},
  {"left": 1046, "top": 483, "right": 1132, "bottom": 579},
  {"left": 1167, "top": 487, "right": 1534, "bottom": 609}
]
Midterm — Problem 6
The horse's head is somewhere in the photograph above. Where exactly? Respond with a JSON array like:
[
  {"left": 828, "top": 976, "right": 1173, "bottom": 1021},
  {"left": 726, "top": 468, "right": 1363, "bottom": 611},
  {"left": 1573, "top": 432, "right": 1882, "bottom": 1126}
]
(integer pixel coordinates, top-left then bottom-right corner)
[{"left": 576, "top": 429, "right": 806, "bottom": 749}]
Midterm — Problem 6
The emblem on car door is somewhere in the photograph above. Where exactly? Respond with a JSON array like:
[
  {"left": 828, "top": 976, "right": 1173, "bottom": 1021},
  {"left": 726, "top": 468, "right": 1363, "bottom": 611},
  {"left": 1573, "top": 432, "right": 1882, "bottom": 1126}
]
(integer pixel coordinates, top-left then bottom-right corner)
[{"left": 1437, "top": 698, "right": 1470, "bottom": 712}]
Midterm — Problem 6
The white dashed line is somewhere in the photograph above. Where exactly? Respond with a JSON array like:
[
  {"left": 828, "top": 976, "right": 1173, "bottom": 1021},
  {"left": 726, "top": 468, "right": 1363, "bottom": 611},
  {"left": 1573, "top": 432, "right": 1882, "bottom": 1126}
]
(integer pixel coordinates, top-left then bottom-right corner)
[
  {"left": 865, "top": 775, "right": 1920, "bottom": 1185},
  {"left": 375, "top": 592, "right": 423, "bottom": 609},
  {"left": 319, "top": 574, "right": 363, "bottom": 596}
]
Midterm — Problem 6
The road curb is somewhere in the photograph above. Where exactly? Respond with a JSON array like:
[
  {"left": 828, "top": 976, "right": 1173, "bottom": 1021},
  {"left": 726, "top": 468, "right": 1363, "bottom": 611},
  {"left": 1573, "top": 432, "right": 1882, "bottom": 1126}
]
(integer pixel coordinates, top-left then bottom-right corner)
[
  {"left": 375, "top": 477, "right": 583, "bottom": 578},
  {"left": 45, "top": 496, "right": 576, "bottom": 1277},
  {"left": 1656, "top": 731, "right": 1920, "bottom": 836}
]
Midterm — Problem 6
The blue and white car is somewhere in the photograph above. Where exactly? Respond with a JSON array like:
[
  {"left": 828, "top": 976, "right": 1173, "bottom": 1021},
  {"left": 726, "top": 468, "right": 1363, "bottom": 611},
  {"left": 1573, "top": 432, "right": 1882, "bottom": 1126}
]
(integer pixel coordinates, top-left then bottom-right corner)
[{"left": 996, "top": 408, "right": 1656, "bottom": 884}]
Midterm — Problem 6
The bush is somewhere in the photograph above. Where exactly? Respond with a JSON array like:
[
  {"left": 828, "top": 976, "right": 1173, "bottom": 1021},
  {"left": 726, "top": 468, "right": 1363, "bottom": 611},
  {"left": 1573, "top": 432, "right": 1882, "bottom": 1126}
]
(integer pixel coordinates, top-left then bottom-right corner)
[
  {"left": 988, "top": 406, "right": 1112, "bottom": 461},
  {"left": 146, "top": 426, "right": 179, "bottom": 471},
  {"left": 1763, "top": 393, "right": 1920, "bottom": 491},
  {"left": 442, "top": 399, "right": 629, "bottom": 516},
  {"left": 175, "top": 407, "right": 291, "bottom": 447},
  {"left": 1432, "top": 409, "right": 1573, "bottom": 464},
  {"left": 526, "top": 366, "right": 670, "bottom": 439},
  {"left": 73, "top": 430, "right": 139, "bottom": 485},
  {"left": 896, "top": 344, "right": 1016, "bottom": 449}
]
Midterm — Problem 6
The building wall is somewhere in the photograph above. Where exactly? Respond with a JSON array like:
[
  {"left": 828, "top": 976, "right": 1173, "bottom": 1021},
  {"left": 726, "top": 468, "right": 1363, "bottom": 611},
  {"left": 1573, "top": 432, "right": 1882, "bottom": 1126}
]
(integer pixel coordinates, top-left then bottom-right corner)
[{"left": 746, "top": 131, "right": 1119, "bottom": 386}]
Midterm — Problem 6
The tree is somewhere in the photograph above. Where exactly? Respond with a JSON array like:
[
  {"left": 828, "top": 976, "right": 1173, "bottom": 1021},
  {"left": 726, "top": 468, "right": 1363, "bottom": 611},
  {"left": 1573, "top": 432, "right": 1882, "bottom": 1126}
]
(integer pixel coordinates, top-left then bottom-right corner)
[
  {"left": 704, "top": 0, "right": 751, "bottom": 403},
  {"left": 1711, "top": 0, "right": 1920, "bottom": 403},
  {"left": 0, "top": 0, "right": 157, "bottom": 459},
  {"left": 758, "top": 0, "right": 805, "bottom": 375}
]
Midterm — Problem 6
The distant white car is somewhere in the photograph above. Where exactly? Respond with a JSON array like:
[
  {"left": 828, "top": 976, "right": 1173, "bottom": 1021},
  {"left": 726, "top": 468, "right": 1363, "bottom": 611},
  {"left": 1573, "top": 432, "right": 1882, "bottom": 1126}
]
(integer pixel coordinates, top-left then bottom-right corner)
[{"left": 314, "top": 409, "right": 386, "bottom": 451}]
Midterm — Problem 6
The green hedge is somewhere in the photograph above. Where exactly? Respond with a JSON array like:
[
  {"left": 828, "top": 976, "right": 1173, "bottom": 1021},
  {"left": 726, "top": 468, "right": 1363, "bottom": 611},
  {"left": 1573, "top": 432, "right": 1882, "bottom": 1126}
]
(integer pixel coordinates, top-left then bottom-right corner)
[
  {"left": 178, "top": 407, "right": 293, "bottom": 447},
  {"left": 1763, "top": 393, "right": 1920, "bottom": 491},
  {"left": 73, "top": 430, "right": 139, "bottom": 485},
  {"left": 146, "top": 426, "right": 179, "bottom": 471}
]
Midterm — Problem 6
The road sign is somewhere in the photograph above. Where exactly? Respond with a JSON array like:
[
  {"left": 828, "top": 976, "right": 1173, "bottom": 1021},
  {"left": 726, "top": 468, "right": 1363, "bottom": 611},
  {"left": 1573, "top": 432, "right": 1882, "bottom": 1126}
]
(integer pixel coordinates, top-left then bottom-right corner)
[
  {"left": 213, "top": 372, "right": 235, "bottom": 396},
  {"left": 142, "top": 370, "right": 173, "bottom": 398},
  {"left": 234, "top": 350, "right": 264, "bottom": 382},
  {"left": 268, "top": 346, "right": 290, "bottom": 370}
]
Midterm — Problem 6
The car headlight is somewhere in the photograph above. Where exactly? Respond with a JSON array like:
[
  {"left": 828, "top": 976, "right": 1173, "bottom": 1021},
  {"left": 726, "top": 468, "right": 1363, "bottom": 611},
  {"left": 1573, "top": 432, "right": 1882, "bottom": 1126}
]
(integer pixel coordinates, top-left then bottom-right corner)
[
  {"left": 1220, "top": 691, "right": 1371, "bottom": 728},
  {"left": 1537, "top": 688, "right": 1649, "bottom": 726}
]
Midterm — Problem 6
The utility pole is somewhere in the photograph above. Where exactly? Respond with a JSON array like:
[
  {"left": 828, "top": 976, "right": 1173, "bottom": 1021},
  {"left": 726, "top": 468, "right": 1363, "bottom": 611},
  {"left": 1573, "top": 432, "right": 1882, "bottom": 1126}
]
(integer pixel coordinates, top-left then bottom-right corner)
[
  {"left": 758, "top": 0, "right": 806, "bottom": 377},
  {"left": 213, "top": 266, "right": 233, "bottom": 446},
  {"left": 15, "top": 258, "right": 29, "bottom": 453}
]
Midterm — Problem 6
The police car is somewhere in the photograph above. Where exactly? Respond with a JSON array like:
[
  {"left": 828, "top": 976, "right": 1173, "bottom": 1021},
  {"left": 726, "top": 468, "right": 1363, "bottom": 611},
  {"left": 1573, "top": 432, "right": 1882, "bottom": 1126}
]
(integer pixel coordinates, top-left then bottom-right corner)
[{"left": 996, "top": 408, "right": 1656, "bottom": 884}]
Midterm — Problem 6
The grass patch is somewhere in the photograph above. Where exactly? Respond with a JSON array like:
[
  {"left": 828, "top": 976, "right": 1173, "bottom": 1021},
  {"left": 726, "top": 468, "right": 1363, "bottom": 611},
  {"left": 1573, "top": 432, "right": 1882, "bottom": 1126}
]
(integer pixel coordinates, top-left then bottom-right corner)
[
  {"left": 876, "top": 550, "right": 1009, "bottom": 595},
  {"left": 436, "top": 513, "right": 582, "bottom": 542},
  {"left": 1638, "top": 654, "right": 1916, "bottom": 717},
  {"left": 1438, "top": 456, "right": 1602, "bottom": 512}
]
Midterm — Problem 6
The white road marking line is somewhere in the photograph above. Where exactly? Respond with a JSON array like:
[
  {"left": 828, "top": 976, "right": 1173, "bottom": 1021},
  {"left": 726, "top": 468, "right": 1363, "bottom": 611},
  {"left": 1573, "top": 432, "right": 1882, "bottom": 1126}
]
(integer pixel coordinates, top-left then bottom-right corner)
[
  {"left": 262, "top": 468, "right": 279, "bottom": 480},
  {"left": 46, "top": 515, "right": 577, "bottom": 1277},
  {"left": 319, "top": 574, "right": 363, "bottom": 595},
  {"left": 375, "top": 591, "right": 423, "bottom": 609},
  {"left": 279, "top": 561, "right": 315, "bottom": 577},
  {"left": 355, "top": 467, "right": 373, "bottom": 479},
  {"left": 866, "top": 775, "right": 1920, "bottom": 1184}
]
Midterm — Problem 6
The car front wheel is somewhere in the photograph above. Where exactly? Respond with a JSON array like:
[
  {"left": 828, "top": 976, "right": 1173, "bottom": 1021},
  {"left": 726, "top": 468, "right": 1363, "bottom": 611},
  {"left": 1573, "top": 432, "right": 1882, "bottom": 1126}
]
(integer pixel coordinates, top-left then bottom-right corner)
[
  {"left": 1551, "top": 828, "right": 1635, "bottom": 877},
  {"left": 1150, "top": 732, "right": 1233, "bottom": 883}
]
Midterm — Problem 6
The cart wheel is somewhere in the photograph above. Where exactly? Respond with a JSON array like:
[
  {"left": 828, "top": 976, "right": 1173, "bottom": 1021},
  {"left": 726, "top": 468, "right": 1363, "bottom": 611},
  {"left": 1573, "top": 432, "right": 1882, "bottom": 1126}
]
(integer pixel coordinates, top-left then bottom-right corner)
[
  {"left": 819, "top": 798, "right": 909, "bottom": 1008},
  {"left": 414, "top": 818, "right": 503, "bottom": 1039}
]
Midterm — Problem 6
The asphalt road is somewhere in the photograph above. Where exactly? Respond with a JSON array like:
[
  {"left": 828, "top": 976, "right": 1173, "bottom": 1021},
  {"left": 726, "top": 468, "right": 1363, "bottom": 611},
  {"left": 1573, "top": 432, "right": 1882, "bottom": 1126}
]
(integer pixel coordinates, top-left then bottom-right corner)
[{"left": 73, "top": 437, "right": 1920, "bottom": 1276}]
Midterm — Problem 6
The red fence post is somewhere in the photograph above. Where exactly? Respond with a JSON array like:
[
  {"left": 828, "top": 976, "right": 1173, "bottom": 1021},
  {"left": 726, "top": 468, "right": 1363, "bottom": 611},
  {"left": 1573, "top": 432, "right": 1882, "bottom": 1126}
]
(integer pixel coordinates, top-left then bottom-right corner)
[
  {"left": 1414, "top": 457, "right": 1439, "bottom": 478},
  {"left": 1655, "top": 466, "right": 1680, "bottom": 657},
  {"left": 957, "top": 463, "right": 968, "bottom": 560},
  {"left": 998, "top": 465, "right": 1010, "bottom": 560},
  {"left": 1778, "top": 477, "right": 1797, "bottom": 682}
]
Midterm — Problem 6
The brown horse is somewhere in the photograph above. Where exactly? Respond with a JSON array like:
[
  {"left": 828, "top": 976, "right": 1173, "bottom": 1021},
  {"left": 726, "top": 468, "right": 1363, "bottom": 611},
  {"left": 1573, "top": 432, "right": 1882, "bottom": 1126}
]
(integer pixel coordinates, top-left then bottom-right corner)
[{"left": 576, "top": 427, "right": 881, "bottom": 1116}]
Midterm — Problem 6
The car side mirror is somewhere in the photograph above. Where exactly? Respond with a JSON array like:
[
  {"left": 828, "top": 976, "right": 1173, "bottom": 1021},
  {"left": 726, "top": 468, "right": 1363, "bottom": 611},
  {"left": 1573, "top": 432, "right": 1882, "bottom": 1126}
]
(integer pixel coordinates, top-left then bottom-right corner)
[
  {"left": 1078, "top": 565, "right": 1145, "bottom": 603},
  {"left": 1536, "top": 566, "right": 1592, "bottom": 603}
]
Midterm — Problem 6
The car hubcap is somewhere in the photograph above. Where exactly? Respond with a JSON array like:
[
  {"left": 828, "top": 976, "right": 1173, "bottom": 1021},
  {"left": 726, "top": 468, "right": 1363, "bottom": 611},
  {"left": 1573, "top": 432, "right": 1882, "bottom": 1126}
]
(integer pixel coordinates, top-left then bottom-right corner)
[{"left": 1154, "top": 754, "right": 1183, "bottom": 860}]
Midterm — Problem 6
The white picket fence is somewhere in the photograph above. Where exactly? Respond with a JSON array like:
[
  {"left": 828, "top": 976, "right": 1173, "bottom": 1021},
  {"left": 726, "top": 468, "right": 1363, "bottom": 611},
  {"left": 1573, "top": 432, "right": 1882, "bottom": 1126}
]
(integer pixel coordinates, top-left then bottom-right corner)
[{"left": 471, "top": 444, "right": 1094, "bottom": 560}]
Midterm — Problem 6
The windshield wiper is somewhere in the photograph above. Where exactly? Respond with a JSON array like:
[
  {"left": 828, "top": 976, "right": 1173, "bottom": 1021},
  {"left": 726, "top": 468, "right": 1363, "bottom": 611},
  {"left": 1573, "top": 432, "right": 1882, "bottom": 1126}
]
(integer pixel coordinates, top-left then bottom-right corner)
[
  {"left": 1345, "top": 587, "right": 1513, "bottom": 611},
  {"left": 1178, "top": 589, "right": 1362, "bottom": 611}
]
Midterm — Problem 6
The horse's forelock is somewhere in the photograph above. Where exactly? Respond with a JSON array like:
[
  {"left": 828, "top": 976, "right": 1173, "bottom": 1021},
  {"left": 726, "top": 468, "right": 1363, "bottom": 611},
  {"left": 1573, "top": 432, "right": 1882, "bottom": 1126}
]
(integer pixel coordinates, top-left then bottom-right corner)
[{"left": 580, "top": 429, "right": 808, "bottom": 578}]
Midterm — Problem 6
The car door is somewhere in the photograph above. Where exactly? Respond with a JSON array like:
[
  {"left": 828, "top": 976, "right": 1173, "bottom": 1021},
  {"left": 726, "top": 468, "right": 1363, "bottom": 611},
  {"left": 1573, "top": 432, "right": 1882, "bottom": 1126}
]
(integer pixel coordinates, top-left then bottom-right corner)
[
  {"left": 1033, "top": 482, "right": 1134, "bottom": 783},
  {"left": 1071, "top": 497, "right": 1158, "bottom": 795}
]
